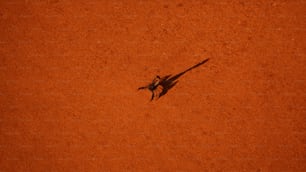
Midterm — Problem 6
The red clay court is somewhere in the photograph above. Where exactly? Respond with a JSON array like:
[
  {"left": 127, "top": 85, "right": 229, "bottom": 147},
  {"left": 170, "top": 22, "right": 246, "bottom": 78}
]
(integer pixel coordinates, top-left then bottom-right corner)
[{"left": 0, "top": 0, "right": 305, "bottom": 171}]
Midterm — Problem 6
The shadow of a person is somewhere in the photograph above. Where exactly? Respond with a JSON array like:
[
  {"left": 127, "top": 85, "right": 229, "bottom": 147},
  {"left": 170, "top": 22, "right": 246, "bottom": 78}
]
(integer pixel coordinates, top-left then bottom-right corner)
[{"left": 158, "top": 58, "right": 209, "bottom": 98}]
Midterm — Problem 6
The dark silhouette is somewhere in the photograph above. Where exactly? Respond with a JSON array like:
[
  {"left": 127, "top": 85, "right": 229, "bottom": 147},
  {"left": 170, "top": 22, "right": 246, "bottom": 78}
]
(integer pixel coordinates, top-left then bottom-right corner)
[
  {"left": 138, "top": 75, "right": 161, "bottom": 101},
  {"left": 138, "top": 58, "right": 209, "bottom": 101},
  {"left": 159, "top": 58, "right": 209, "bottom": 98}
]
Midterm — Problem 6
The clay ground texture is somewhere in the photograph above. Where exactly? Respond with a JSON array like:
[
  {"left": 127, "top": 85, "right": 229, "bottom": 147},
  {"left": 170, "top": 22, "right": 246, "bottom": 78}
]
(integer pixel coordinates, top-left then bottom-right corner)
[{"left": 0, "top": 0, "right": 306, "bottom": 171}]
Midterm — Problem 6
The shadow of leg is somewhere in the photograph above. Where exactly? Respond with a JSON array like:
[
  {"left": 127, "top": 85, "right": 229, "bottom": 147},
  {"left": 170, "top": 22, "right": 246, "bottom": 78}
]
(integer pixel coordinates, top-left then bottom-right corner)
[{"left": 159, "top": 80, "right": 178, "bottom": 98}]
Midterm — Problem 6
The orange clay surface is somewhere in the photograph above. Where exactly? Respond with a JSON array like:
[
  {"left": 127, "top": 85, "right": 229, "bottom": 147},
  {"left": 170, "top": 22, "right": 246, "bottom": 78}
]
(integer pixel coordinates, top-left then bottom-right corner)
[{"left": 0, "top": 1, "right": 306, "bottom": 171}]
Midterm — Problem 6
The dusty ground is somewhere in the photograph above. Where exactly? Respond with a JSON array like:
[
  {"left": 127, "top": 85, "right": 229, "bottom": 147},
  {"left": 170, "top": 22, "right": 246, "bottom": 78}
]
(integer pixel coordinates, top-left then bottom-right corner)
[{"left": 0, "top": 0, "right": 305, "bottom": 171}]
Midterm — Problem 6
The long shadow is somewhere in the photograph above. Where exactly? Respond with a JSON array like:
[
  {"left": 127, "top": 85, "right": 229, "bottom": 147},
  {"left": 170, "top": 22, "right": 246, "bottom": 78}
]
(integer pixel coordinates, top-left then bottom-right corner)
[{"left": 159, "top": 58, "right": 209, "bottom": 98}]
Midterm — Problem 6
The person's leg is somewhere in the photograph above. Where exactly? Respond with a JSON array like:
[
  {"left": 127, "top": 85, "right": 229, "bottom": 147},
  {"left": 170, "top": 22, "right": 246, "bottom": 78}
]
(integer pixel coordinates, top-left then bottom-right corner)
[
  {"left": 150, "top": 91, "right": 155, "bottom": 101},
  {"left": 138, "top": 86, "right": 147, "bottom": 90}
]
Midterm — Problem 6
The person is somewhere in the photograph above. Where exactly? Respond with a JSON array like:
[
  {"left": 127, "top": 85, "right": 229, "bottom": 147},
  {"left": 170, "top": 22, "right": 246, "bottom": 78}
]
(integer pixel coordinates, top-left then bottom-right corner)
[{"left": 138, "top": 76, "right": 161, "bottom": 101}]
